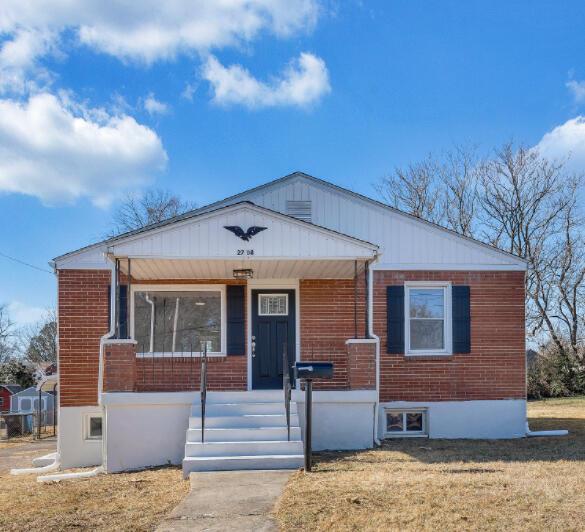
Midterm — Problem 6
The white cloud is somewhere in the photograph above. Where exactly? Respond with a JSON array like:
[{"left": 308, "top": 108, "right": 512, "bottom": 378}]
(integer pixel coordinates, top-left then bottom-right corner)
[
  {"left": 0, "top": 0, "right": 320, "bottom": 90},
  {"left": 566, "top": 80, "right": 585, "bottom": 105},
  {"left": 7, "top": 301, "right": 45, "bottom": 327},
  {"left": 535, "top": 116, "right": 585, "bottom": 175},
  {"left": 0, "top": 92, "right": 167, "bottom": 206},
  {"left": 143, "top": 93, "right": 169, "bottom": 115},
  {"left": 202, "top": 52, "right": 330, "bottom": 109}
]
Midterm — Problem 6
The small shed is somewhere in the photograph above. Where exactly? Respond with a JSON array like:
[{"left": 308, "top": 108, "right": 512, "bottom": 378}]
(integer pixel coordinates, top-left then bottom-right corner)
[{"left": 10, "top": 387, "right": 55, "bottom": 413}]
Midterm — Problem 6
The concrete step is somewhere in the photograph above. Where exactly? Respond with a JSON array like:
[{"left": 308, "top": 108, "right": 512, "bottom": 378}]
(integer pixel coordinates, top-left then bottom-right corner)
[
  {"left": 195, "top": 390, "right": 284, "bottom": 404},
  {"left": 189, "top": 413, "right": 299, "bottom": 429},
  {"left": 191, "top": 401, "right": 297, "bottom": 417},
  {"left": 186, "top": 426, "right": 301, "bottom": 443},
  {"left": 182, "top": 454, "right": 304, "bottom": 475},
  {"left": 185, "top": 440, "right": 303, "bottom": 458}
]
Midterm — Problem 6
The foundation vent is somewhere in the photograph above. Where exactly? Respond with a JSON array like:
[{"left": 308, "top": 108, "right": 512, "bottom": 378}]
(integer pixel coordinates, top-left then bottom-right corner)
[{"left": 286, "top": 200, "right": 312, "bottom": 222}]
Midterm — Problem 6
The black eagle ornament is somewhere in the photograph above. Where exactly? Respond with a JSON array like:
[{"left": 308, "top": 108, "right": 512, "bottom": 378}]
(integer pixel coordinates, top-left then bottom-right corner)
[{"left": 224, "top": 225, "right": 267, "bottom": 241}]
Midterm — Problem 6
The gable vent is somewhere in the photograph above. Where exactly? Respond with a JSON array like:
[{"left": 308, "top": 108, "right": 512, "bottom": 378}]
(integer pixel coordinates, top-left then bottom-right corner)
[{"left": 286, "top": 200, "right": 312, "bottom": 222}]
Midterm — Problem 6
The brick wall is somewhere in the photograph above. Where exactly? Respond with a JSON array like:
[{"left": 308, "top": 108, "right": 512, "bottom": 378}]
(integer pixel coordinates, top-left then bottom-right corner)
[
  {"left": 300, "top": 277, "right": 367, "bottom": 389},
  {"left": 347, "top": 341, "right": 376, "bottom": 389},
  {"left": 374, "top": 270, "right": 526, "bottom": 402},
  {"left": 58, "top": 269, "right": 111, "bottom": 406},
  {"left": 103, "top": 342, "right": 137, "bottom": 392},
  {"left": 58, "top": 272, "right": 248, "bottom": 405},
  {"left": 136, "top": 356, "right": 247, "bottom": 392}
]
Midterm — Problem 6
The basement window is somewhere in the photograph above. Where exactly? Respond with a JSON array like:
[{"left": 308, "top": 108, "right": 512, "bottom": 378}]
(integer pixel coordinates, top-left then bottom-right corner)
[
  {"left": 85, "top": 415, "right": 103, "bottom": 440},
  {"left": 286, "top": 200, "right": 312, "bottom": 222},
  {"left": 385, "top": 409, "right": 427, "bottom": 437}
]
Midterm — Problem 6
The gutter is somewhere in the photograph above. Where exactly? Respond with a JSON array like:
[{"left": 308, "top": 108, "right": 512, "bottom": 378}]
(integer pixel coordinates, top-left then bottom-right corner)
[{"left": 367, "top": 254, "right": 382, "bottom": 446}]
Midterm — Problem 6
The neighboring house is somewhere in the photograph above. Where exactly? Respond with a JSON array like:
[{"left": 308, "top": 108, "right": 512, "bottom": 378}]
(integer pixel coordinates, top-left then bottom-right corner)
[
  {"left": 0, "top": 385, "right": 23, "bottom": 412},
  {"left": 10, "top": 387, "right": 55, "bottom": 414},
  {"left": 52, "top": 171, "right": 527, "bottom": 474}
]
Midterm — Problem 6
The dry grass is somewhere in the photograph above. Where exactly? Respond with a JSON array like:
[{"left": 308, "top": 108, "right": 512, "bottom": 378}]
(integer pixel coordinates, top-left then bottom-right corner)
[
  {"left": 0, "top": 466, "right": 189, "bottom": 531},
  {"left": 275, "top": 397, "right": 585, "bottom": 531}
]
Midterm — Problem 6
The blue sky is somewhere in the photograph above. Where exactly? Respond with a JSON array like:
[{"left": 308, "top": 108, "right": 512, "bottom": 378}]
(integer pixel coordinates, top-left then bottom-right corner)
[{"left": 1, "top": 0, "right": 585, "bottom": 326}]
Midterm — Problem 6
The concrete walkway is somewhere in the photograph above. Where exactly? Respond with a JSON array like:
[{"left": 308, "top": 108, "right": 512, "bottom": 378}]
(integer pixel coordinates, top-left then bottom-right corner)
[{"left": 157, "top": 470, "right": 292, "bottom": 531}]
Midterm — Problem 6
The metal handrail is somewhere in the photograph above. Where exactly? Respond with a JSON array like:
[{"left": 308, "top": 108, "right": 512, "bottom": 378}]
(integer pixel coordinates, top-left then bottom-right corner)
[
  {"left": 283, "top": 343, "right": 291, "bottom": 441},
  {"left": 200, "top": 342, "right": 208, "bottom": 443}
]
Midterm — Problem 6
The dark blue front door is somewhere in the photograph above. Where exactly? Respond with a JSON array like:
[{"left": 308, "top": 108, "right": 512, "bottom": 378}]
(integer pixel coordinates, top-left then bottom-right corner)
[{"left": 251, "top": 289, "right": 296, "bottom": 389}]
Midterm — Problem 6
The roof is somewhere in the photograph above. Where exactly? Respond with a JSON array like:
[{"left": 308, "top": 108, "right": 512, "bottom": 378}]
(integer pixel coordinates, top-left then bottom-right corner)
[
  {"left": 53, "top": 171, "right": 526, "bottom": 265},
  {"left": 11, "top": 386, "right": 52, "bottom": 397},
  {"left": 0, "top": 384, "right": 23, "bottom": 394}
]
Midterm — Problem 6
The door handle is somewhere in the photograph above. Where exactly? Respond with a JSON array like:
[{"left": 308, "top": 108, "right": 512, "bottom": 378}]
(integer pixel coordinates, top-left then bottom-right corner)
[{"left": 251, "top": 336, "right": 256, "bottom": 358}]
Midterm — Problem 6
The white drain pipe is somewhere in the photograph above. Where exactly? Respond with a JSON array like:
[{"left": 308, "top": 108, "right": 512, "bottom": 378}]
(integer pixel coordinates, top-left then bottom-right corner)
[
  {"left": 367, "top": 255, "right": 381, "bottom": 446},
  {"left": 525, "top": 422, "right": 568, "bottom": 437},
  {"left": 37, "top": 466, "right": 104, "bottom": 483},
  {"left": 11, "top": 455, "right": 60, "bottom": 475}
]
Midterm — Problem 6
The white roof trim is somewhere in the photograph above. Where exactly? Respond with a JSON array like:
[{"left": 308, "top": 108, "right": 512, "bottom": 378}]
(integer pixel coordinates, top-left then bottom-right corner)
[{"left": 104, "top": 201, "right": 378, "bottom": 255}]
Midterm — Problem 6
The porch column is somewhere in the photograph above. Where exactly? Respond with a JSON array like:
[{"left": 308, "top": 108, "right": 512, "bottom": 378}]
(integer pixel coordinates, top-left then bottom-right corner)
[
  {"left": 103, "top": 340, "right": 137, "bottom": 392},
  {"left": 346, "top": 339, "right": 377, "bottom": 390}
]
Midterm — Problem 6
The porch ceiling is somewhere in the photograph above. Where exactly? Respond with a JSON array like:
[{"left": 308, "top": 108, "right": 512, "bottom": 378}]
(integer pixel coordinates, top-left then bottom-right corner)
[{"left": 119, "top": 258, "right": 367, "bottom": 280}]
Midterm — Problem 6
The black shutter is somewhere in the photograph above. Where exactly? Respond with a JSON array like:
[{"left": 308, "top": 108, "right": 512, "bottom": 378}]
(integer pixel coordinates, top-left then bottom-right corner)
[
  {"left": 107, "top": 284, "right": 128, "bottom": 339},
  {"left": 452, "top": 285, "right": 471, "bottom": 353},
  {"left": 227, "top": 285, "right": 245, "bottom": 355},
  {"left": 387, "top": 286, "right": 405, "bottom": 354}
]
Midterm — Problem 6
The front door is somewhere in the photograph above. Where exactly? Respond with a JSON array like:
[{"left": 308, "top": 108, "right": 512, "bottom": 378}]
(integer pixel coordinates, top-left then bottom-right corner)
[{"left": 251, "top": 289, "right": 296, "bottom": 389}]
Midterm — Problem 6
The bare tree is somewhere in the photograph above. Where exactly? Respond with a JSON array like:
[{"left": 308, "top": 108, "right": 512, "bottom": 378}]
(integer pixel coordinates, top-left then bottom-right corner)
[
  {"left": 376, "top": 146, "right": 480, "bottom": 236},
  {"left": 110, "top": 189, "right": 196, "bottom": 236},
  {"left": 19, "top": 309, "right": 57, "bottom": 366},
  {"left": 0, "top": 304, "right": 15, "bottom": 364},
  {"left": 477, "top": 143, "right": 581, "bottom": 350},
  {"left": 376, "top": 155, "right": 443, "bottom": 224},
  {"left": 438, "top": 147, "right": 480, "bottom": 237}
]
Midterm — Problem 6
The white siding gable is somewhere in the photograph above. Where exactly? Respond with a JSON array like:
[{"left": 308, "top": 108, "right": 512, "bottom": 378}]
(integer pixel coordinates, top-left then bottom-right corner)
[
  {"left": 107, "top": 203, "right": 377, "bottom": 261},
  {"left": 209, "top": 174, "right": 526, "bottom": 271}
]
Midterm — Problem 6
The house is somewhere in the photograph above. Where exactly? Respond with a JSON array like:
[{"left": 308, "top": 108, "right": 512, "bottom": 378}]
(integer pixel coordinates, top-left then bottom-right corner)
[
  {"left": 52, "top": 171, "right": 527, "bottom": 474},
  {"left": 0, "top": 385, "right": 23, "bottom": 412},
  {"left": 10, "top": 386, "right": 55, "bottom": 414}
]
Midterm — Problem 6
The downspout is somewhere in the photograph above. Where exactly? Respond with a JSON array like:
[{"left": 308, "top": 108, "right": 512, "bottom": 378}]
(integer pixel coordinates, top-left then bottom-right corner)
[
  {"left": 96, "top": 254, "right": 118, "bottom": 475},
  {"left": 367, "top": 253, "right": 382, "bottom": 446}
]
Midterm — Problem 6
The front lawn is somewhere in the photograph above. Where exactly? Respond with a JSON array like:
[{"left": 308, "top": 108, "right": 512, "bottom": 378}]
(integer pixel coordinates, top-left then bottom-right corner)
[
  {"left": 0, "top": 466, "right": 188, "bottom": 531},
  {"left": 275, "top": 397, "right": 585, "bottom": 531}
]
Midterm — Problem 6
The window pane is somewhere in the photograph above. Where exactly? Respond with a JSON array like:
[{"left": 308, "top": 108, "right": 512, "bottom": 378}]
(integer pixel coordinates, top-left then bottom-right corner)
[
  {"left": 135, "top": 291, "right": 221, "bottom": 353},
  {"left": 406, "top": 412, "right": 423, "bottom": 432},
  {"left": 89, "top": 417, "right": 102, "bottom": 438},
  {"left": 259, "top": 295, "right": 288, "bottom": 316},
  {"left": 410, "top": 319, "right": 444, "bottom": 350},
  {"left": 409, "top": 289, "right": 444, "bottom": 318},
  {"left": 21, "top": 398, "right": 31, "bottom": 411},
  {"left": 386, "top": 412, "right": 403, "bottom": 432}
]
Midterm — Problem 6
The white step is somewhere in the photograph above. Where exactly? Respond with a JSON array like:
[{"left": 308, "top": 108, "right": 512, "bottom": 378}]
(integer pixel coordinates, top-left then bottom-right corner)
[
  {"left": 192, "top": 401, "right": 297, "bottom": 416},
  {"left": 196, "top": 390, "right": 284, "bottom": 404},
  {"left": 185, "top": 440, "right": 303, "bottom": 458},
  {"left": 182, "top": 454, "right": 303, "bottom": 475},
  {"left": 187, "top": 426, "right": 301, "bottom": 442},
  {"left": 189, "top": 413, "right": 299, "bottom": 429}
]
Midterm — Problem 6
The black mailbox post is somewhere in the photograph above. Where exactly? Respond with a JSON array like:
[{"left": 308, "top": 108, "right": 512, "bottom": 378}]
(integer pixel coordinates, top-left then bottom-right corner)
[{"left": 294, "top": 361, "right": 334, "bottom": 472}]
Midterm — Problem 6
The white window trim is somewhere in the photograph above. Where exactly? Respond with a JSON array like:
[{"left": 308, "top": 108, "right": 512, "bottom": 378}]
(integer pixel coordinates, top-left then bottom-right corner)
[
  {"left": 405, "top": 282, "right": 452, "bottom": 356},
  {"left": 384, "top": 408, "right": 428, "bottom": 437},
  {"left": 258, "top": 293, "right": 289, "bottom": 316},
  {"left": 84, "top": 413, "right": 103, "bottom": 441},
  {"left": 130, "top": 284, "right": 227, "bottom": 357}
]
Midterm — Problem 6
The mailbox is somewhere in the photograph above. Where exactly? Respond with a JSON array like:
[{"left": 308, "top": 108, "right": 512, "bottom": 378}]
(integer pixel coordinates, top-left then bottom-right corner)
[
  {"left": 294, "top": 362, "right": 334, "bottom": 380},
  {"left": 294, "top": 360, "right": 335, "bottom": 473}
]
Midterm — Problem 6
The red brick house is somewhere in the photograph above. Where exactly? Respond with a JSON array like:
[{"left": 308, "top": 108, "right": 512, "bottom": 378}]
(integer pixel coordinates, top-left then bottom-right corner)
[{"left": 52, "top": 172, "right": 527, "bottom": 474}]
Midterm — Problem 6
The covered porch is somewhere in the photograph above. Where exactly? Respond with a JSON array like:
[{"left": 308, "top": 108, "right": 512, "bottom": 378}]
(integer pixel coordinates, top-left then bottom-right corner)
[{"left": 101, "top": 201, "right": 379, "bottom": 395}]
